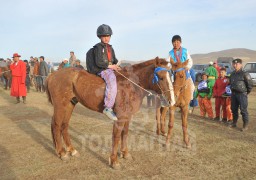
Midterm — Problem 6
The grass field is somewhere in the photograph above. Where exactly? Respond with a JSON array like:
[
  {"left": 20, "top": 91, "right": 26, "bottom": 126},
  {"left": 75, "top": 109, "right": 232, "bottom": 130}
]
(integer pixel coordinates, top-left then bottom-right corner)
[{"left": 0, "top": 85, "right": 255, "bottom": 179}]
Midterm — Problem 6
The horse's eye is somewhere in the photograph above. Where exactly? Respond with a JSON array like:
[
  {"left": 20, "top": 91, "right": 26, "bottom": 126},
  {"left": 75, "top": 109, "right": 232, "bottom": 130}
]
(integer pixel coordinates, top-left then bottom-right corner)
[{"left": 159, "top": 77, "right": 163, "bottom": 81}]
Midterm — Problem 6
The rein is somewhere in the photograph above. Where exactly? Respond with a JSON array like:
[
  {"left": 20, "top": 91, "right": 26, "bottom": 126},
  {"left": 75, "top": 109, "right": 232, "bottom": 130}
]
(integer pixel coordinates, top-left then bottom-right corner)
[{"left": 115, "top": 70, "right": 153, "bottom": 96}]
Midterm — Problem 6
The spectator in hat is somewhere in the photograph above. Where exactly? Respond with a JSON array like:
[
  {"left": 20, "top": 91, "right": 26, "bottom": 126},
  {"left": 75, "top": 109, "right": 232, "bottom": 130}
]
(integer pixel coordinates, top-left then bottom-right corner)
[
  {"left": 10, "top": 53, "right": 27, "bottom": 103},
  {"left": 195, "top": 72, "right": 214, "bottom": 119},
  {"left": 205, "top": 61, "right": 218, "bottom": 88},
  {"left": 74, "top": 59, "right": 84, "bottom": 69},
  {"left": 63, "top": 58, "right": 71, "bottom": 68},
  {"left": 229, "top": 58, "right": 253, "bottom": 131},
  {"left": 69, "top": 51, "right": 76, "bottom": 67},
  {"left": 39, "top": 56, "right": 49, "bottom": 92}
]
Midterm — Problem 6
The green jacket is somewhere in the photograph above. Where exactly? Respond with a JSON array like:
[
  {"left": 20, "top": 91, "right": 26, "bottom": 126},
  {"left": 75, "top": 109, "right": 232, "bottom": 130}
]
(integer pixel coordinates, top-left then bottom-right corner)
[
  {"left": 205, "top": 65, "right": 218, "bottom": 79},
  {"left": 195, "top": 80, "right": 213, "bottom": 99}
]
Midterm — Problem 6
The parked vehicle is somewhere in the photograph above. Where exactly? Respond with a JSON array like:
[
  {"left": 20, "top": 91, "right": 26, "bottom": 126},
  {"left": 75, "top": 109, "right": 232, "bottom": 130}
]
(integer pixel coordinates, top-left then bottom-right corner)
[
  {"left": 191, "top": 64, "right": 209, "bottom": 82},
  {"left": 244, "top": 62, "right": 256, "bottom": 86}
]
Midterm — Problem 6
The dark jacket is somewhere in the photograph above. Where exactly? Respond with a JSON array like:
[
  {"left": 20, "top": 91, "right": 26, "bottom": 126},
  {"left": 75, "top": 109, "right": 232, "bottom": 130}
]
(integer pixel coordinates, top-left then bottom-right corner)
[
  {"left": 39, "top": 60, "right": 49, "bottom": 76},
  {"left": 230, "top": 69, "right": 253, "bottom": 94},
  {"left": 87, "top": 42, "right": 118, "bottom": 75}
]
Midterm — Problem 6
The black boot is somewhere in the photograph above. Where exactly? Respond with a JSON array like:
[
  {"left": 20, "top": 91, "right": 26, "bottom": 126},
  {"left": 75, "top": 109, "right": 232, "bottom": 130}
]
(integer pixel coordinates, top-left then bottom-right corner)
[
  {"left": 16, "top": 97, "right": 20, "bottom": 104},
  {"left": 22, "top": 96, "right": 26, "bottom": 104}
]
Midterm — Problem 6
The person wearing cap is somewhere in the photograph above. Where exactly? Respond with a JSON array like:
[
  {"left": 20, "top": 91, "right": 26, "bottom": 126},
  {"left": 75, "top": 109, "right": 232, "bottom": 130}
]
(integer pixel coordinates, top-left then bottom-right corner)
[
  {"left": 195, "top": 72, "right": 214, "bottom": 119},
  {"left": 205, "top": 61, "right": 218, "bottom": 88},
  {"left": 74, "top": 59, "right": 84, "bottom": 69},
  {"left": 39, "top": 56, "right": 49, "bottom": 92},
  {"left": 213, "top": 61, "right": 221, "bottom": 77},
  {"left": 63, "top": 58, "right": 71, "bottom": 68},
  {"left": 86, "top": 24, "right": 120, "bottom": 121},
  {"left": 167, "top": 35, "right": 194, "bottom": 105},
  {"left": 69, "top": 51, "right": 76, "bottom": 67},
  {"left": 10, "top": 53, "right": 27, "bottom": 103},
  {"left": 229, "top": 58, "right": 253, "bottom": 131},
  {"left": 213, "top": 68, "right": 229, "bottom": 122}
]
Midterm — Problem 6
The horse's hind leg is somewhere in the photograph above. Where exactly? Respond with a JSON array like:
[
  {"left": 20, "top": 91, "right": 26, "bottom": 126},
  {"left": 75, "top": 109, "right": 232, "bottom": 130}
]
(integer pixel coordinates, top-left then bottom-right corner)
[
  {"left": 166, "top": 106, "right": 175, "bottom": 147},
  {"left": 181, "top": 106, "right": 191, "bottom": 148},
  {"left": 109, "top": 120, "right": 125, "bottom": 169},
  {"left": 120, "top": 120, "right": 132, "bottom": 160},
  {"left": 61, "top": 105, "right": 79, "bottom": 157},
  {"left": 51, "top": 107, "right": 70, "bottom": 160}
]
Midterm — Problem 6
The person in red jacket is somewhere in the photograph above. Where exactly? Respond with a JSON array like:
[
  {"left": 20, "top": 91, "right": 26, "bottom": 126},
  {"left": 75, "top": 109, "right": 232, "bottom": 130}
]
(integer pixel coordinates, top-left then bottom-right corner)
[
  {"left": 213, "top": 68, "right": 229, "bottom": 122},
  {"left": 10, "top": 53, "right": 27, "bottom": 104}
]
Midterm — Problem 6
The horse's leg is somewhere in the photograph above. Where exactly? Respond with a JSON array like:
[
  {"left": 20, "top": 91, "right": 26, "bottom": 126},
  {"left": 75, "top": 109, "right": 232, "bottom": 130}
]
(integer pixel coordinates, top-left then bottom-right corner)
[
  {"left": 61, "top": 105, "right": 79, "bottom": 157},
  {"left": 181, "top": 106, "right": 191, "bottom": 148},
  {"left": 166, "top": 106, "right": 175, "bottom": 147},
  {"left": 156, "top": 107, "right": 161, "bottom": 135},
  {"left": 160, "top": 107, "right": 168, "bottom": 136},
  {"left": 51, "top": 107, "right": 69, "bottom": 160},
  {"left": 155, "top": 98, "right": 161, "bottom": 135},
  {"left": 109, "top": 120, "right": 125, "bottom": 169},
  {"left": 120, "top": 120, "right": 132, "bottom": 160}
]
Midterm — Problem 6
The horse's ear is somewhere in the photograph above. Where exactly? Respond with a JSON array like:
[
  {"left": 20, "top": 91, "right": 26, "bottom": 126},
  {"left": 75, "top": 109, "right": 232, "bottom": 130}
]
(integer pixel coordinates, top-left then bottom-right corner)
[
  {"left": 183, "top": 59, "right": 189, "bottom": 67},
  {"left": 170, "top": 57, "right": 175, "bottom": 65},
  {"left": 155, "top": 56, "right": 160, "bottom": 67}
]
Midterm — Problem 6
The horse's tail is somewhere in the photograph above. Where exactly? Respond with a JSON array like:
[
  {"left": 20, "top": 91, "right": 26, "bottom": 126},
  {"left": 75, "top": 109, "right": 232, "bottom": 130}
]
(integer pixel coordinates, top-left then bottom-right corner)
[{"left": 45, "top": 76, "right": 53, "bottom": 104}]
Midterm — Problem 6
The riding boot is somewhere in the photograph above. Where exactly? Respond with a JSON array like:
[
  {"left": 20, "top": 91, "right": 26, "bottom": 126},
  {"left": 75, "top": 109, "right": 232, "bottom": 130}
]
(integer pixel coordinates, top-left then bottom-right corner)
[
  {"left": 16, "top": 97, "right": 20, "bottom": 104},
  {"left": 38, "top": 86, "right": 41, "bottom": 92},
  {"left": 22, "top": 96, "right": 26, "bottom": 104}
]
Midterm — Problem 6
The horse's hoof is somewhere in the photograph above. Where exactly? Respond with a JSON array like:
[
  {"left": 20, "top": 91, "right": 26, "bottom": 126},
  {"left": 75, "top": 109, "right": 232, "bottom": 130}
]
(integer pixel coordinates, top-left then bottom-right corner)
[
  {"left": 71, "top": 150, "right": 80, "bottom": 158},
  {"left": 111, "top": 162, "right": 121, "bottom": 170},
  {"left": 109, "top": 157, "right": 121, "bottom": 170},
  {"left": 163, "top": 143, "right": 170, "bottom": 149},
  {"left": 60, "top": 153, "right": 70, "bottom": 161},
  {"left": 186, "top": 143, "right": 192, "bottom": 149},
  {"left": 161, "top": 132, "right": 167, "bottom": 137},
  {"left": 121, "top": 153, "right": 132, "bottom": 160}
]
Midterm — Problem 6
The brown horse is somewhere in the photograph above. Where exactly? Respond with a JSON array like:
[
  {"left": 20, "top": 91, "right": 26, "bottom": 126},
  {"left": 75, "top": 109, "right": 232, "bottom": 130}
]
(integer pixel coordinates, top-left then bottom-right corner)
[
  {"left": 155, "top": 59, "right": 194, "bottom": 148},
  {"left": 0, "top": 66, "right": 11, "bottom": 90},
  {"left": 45, "top": 57, "right": 172, "bottom": 169}
]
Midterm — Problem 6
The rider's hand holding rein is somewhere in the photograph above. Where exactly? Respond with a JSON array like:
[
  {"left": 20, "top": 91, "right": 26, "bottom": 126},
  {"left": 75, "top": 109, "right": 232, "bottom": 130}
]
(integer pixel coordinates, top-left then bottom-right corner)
[{"left": 108, "top": 64, "right": 121, "bottom": 71}]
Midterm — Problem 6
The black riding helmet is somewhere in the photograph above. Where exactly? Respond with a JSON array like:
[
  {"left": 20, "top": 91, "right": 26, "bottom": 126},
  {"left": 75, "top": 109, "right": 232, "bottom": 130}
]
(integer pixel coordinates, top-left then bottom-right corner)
[{"left": 97, "top": 24, "right": 113, "bottom": 37}]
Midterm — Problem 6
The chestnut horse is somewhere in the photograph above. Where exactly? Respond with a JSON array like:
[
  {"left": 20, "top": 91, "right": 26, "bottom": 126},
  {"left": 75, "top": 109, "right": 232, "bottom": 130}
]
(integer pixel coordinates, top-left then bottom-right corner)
[
  {"left": 0, "top": 66, "right": 11, "bottom": 90},
  {"left": 155, "top": 59, "right": 194, "bottom": 148},
  {"left": 45, "top": 57, "right": 173, "bottom": 169}
]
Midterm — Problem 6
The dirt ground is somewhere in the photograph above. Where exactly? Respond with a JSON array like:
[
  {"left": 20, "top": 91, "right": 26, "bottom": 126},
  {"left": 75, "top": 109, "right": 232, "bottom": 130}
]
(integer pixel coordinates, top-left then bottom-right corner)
[{"left": 0, "top": 84, "right": 256, "bottom": 180}]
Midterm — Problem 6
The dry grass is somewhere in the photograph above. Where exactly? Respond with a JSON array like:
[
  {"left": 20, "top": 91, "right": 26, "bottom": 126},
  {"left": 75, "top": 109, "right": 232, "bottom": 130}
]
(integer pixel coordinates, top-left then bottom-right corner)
[{"left": 0, "top": 86, "right": 255, "bottom": 179}]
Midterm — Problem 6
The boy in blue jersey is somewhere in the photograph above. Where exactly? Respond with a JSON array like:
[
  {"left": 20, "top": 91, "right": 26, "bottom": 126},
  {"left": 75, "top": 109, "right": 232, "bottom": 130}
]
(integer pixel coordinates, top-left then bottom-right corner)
[
  {"left": 167, "top": 35, "right": 193, "bottom": 70},
  {"left": 167, "top": 35, "right": 194, "bottom": 102}
]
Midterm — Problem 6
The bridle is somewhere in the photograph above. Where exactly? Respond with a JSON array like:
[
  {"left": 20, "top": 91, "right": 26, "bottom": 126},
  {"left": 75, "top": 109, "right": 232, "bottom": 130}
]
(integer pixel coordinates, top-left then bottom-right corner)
[
  {"left": 173, "top": 67, "right": 189, "bottom": 94},
  {"left": 152, "top": 67, "right": 172, "bottom": 96}
]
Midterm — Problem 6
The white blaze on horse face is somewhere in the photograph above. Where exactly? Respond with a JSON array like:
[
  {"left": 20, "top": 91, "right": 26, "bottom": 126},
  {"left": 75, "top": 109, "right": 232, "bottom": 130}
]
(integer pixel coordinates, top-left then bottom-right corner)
[{"left": 166, "top": 72, "right": 175, "bottom": 106}]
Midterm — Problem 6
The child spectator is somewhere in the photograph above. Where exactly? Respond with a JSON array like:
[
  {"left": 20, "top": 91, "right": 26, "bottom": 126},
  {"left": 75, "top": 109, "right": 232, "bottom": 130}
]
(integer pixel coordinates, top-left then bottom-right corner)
[
  {"left": 195, "top": 72, "right": 214, "bottom": 119},
  {"left": 222, "top": 77, "right": 233, "bottom": 124},
  {"left": 213, "top": 68, "right": 229, "bottom": 122}
]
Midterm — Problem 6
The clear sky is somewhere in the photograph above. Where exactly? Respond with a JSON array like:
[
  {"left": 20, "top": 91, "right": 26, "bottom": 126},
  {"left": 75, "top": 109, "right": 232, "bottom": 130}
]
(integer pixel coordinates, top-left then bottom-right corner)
[{"left": 1, "top": 0, "right": 255, "bottom": 62}]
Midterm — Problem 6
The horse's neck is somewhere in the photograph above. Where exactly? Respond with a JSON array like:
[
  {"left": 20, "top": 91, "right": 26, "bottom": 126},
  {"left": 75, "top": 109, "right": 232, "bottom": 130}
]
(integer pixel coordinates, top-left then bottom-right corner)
[{"left": 133, "top": 65, "right": 154, "bottom": 91}]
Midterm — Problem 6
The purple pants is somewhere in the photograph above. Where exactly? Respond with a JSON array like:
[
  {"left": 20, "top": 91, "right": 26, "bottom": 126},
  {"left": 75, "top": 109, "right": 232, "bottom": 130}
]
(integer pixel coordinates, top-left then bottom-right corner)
[{"left": 99, "top": 69, "right": 117, "bottom": 108}]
